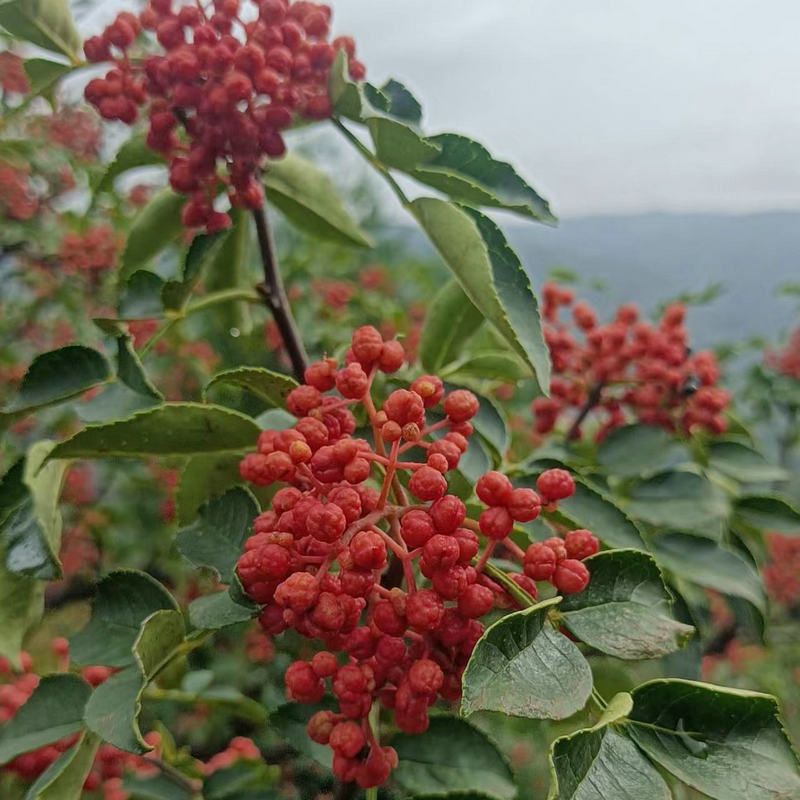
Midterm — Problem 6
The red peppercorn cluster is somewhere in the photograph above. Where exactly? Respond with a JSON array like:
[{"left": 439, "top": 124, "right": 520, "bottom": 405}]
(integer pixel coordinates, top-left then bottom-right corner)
[
  {"left": 0, "top": 640, "right": 262, "bottom": 798},
  {"left": 0, "top": 160, "right": 38, "bottom": 221},
  {"left": 763, "top": 532, "right": 800, "bottom": 609},
  {"left": 0, "top": 51, "right": 30, "bottom": 95},
  {"left": 59, "top": 226, "right": 120, "bottom": 275},
  {"left": 765, "top": 326, "right": 800, "bottom": 381},
  {"left": 82, "top": 1, "right": 364, "bottom": 232},
  {"left": 235, "top": 326, "right": 598, "bottom": 787},
  {"left": 532, "top": 282, "right": 730, "bottom": 440}
]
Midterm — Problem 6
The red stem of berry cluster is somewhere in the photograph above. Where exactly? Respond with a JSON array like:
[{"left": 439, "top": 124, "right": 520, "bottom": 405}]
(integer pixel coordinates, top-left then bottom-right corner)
[{"left": 252, "top": 203, "right": 308, "bottom": 381}]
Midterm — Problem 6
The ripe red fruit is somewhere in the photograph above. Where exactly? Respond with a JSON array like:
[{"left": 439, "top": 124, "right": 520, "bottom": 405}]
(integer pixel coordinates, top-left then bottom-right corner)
[
  {"left": 536, "top": 469, "right": 576, "bottom": 503},
  {"left": 429, "top": 495, "right": 466, "bottom": 533},
  {"left": 405, "top": 589, "right": 444, "bottom": 631},
  {"left": 285, "top": 661, "right": 324, "bottom": 702},
  {"left": 408, "top": 467, "right": 447, "bottom": 501},
  {"left": 554, "top": 559, "right": 590, "bottom": 594},
  {"left": 523, "top": 542, "right": 557, "bottom": 581},
  {"left": 476, "top": 471, "right": 513, "bottom": 506},
  {"left": 443, "top": 389, "right": 479, "bottom": 422},
  {"left": 458, "top": 583, "right": 495, "bottom": 618},
  {"left": 564, "top": 529, "right": 599, "bottom": 560},
  {"left": 400, "top": 510, "right": 436, "bottom": 548},
  {"left": 349, "top": 530, "right": 387, "bottom": 570},
  {"left": 479, "top": 506, "right": 514, "bottom": 540},
  {"left": 543, "top": 536, "right": 568, "bottom": 562},
  {"left": 329, "top": 721, "right": 365, "bottom": 758},
  {"left": 507, "top": 488, "right": 541, "bottom": 522},
  {"left": 408, "top": 659, "right": 444, "bottom": 694}
]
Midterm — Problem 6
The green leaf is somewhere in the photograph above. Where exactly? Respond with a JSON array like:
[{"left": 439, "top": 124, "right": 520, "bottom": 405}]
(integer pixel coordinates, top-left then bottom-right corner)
[
  {"left": 2, "top": 441, "right": 68, "bottom": 580},
  {"left": 204, "top": 367, "right": 297, "bottom": 408},
  {"left": 560, "top": 550, "right": 694, "bottom": 660},
  {"left": 203, "top": 208, "right": 253, "bottom": 336},
  {"left": 0, "top": 0, "right": 81, "bottom": 61},
  {"left": 116, "top": 334, "right": 163, "bottom": 400},
  {"left": 92, "top": 134, "right": 165, "bottom": 197},
  {"left": 0, "top": 674, "right": 91, "bottom": 765},
  {"left": 329, "top": 53, "right": 441, "bottom": 170},
  {"left": 162, "top": 230, "right": 229, "bottom": 311},
  {"left": 176, "top": 454, "right": 244, "bottom": 526},
  {"left": 23, "top": 732, "right": 101, "bottom": 800},
  {"left": 120, "top": 189, "right": 185, "bottom": 281},
  {"left": 410, "top": 133, "right": 555, "bottom": 222},
  {"left": 188, "top": 590, "right": 257, "bottom": 630},
  {"left": 1, "top": 346, "right": 111, "bottom": 420},
  {"left": 77, "top": 382, "right": 160, "bottom": 425},
  {"left": 707, "top": 440, "right": 787, "bottom": 484},
  {"left": 392, "top": 716, "right": 516, "bottom": 799},
  {"left": 551, "top": 478, "right": 647, "bottom": 551},
  {"left": 410, "top": 197, "right": 550, "bottom": 390},
  {"left": 626, "top": 470, "right": 730, "bottom": 532},
  {"left": 264, "top": 153, "right": 372, "bottom": 247},
  {"left": 733, "top": 495, "right": 800, "bottom": 534},
  {"left": 419, "top": 280, "right": 484, "bottom": 373},
  {"left": 69, "top": 569, "right": 179, "bottom": 667},
  {"left": 596, "top": 424, "right": 690, "bottom": 478},
  {"left": 628, "top": 680, "right": 800, "bottom": 800},
  {"left": 176, "top": 487, "right": 257, "bottom": 582},
  {"left": 46, "top": 403, "right": 261, "bottom": 462},
  {"left": 461, "top": 597, "right": 592, "bottom": 719},
  {"left": 0, "top": 444, "right": 68, "bottom": 663},
  {"left": 203, "top": 760, "right": 276, "bottom": 800},
  {"left": 441, "top": 351, "right": 529, "bottom": 384},
  {"left": 123, "top": 773, "right": 194, "bottom": 800},
  {"left": 23, "top": 58, "right": 71, "bottom": 97},
  {"left": 650, "top": 532, "right": 766, "bottom": 613},
  {"left": 0, "top": 560, "right": 44, "bottom": 665},
  {"left": 548, "top": 693, "right": 670, "bottom": 800},
  {"left": 118, "top": 271, "right": 166, "bottom": 320},
  {"left": 84, "top": 609, "right": 185, "bottom": 753}
]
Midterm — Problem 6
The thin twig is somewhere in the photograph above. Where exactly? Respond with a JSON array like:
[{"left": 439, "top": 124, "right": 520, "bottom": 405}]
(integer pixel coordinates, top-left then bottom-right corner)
[
  {"left": 251, "top": 204, "right": 308, "bottom": 381},
  {"left": 565, "top": 382, "right": 605, "bottom": 441}
]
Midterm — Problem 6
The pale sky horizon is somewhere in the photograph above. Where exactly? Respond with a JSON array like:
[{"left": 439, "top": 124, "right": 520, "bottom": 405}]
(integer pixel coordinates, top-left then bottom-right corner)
[{"left": 82, "top": 1, "right": 800, "bottom": 219}]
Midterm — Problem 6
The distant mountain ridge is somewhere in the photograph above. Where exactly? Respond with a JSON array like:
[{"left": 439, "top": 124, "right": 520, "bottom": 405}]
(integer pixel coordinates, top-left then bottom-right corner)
[{"left": 397, "top": 211, "right": 800, "bottom": 349}]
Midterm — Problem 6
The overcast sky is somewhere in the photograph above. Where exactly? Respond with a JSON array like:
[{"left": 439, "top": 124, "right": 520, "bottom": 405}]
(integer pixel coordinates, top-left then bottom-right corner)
[
  {"left": 84, "top": 1, "right": 800, "bottom": 219},
  {"left": 324, "top": 0, "right": 800, "bottom": 218}
]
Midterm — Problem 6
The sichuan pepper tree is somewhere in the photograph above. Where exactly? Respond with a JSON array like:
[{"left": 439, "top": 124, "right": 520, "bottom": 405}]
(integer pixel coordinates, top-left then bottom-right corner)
[{"left": 0, "top": 1, "right": 799, "bottom": 799}]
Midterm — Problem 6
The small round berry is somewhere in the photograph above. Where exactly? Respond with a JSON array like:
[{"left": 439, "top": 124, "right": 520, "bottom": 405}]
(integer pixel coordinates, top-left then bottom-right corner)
[
  {"left": 285, "top": 661, "right": 324, "bottom": 702},
  {"left": 335, "top": 363, "right": 369, "bottom": 399},
  {"left": 351, "top": 325, "right": 384, "bottom": 364},
  {"left": 479, "top": 506, "right": 513, "bottom": 540},
  {"left": 429, "top": 495, "right": 466, "bottom": 533},
  {"left": 410, "top": 375, "right": 444, "bottom": 408},
  {"left": 476, "top": 471, "right": 513, "bottom": 506},
  {"left": 306, "top": 502, "right": 347, "bottom": 543},
  {"left": 349, "top": 530, "right": 387, "bottom": 570},
  {"left": 400, "top": 510, "right": 436, "bottom": 548},
  {"left": 307, "top": 710, "right": 337, "bottom": 744},
  {"left": 536, "top": 468, "right": 575, "bottom": 503},
  {"left": 523, "top": 542, "right": 557, "bottom": 581},
  {"left": 379, "top": 340, "right": 405, "bottom": 372},
  {"left": 406, "top": 589, "right": 444, "bottom": 631},
  {"left": 329, "top": 721, "right": 365, "bottom": 759},
  {"left": 554, "top": 559, "right": 590, "bottom": 594},
  {"left": 543, "top": 536, "right": 568, "bottom": 562},
  {"left": 408, "top": 466, "right": 447, "bottom": 501},
  {"left": 457, "top": 583, "right": 494, "bottom": 618},
  {"left": 507, "top": 488, "right": 542, "bottom": 522},
  {"left": 311, "top": 651, "right": 339, "bottom": 678},
  {"left": 443, "top": 389, "right": 479, "bottom": 422},
  {"left": 564, "top": 529, "right": 599, "bottom": 560},
  {"left": 408, "top": 658, "right": 444, "bottom": 694}
]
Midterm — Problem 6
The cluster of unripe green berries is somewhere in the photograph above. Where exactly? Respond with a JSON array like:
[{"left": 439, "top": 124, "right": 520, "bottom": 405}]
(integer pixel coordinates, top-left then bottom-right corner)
[{"left": 236, "top": 326, "right": 598, "bottom": 787}]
